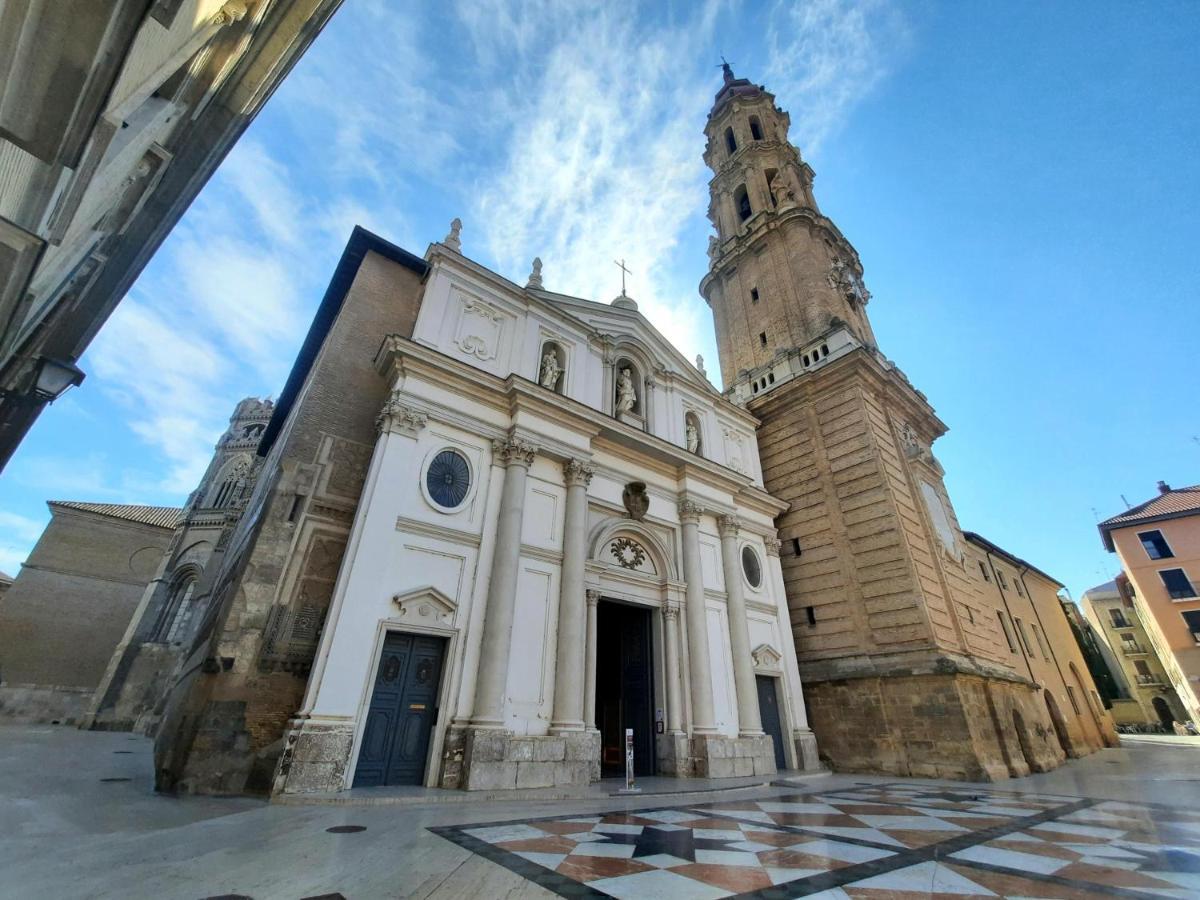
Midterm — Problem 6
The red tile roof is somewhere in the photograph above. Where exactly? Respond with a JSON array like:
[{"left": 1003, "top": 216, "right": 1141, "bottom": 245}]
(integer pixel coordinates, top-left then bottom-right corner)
[
  {"left": 48, "top": 501, "right": 183, "bottom": 530},
  {"left": 1098, "top": 484, "right": 1200, "bottom": 550}
]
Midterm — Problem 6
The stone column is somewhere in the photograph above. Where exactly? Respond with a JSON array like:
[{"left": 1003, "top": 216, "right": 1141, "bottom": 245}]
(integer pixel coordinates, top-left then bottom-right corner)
[
  {"left": 584, "top": 589, "right": 600, "bottom": 729},
  {"left": 550, "top": 459, "right": 593, "bottom": 733},
  {"left": 719, "top": 515, "right": 763, "bottom": 736},
  {"left": 663, "top": 603, "right": 683, "bottom": 734},
  {"left": 679, "top": 499, "right": 716, "bottom": 734},
  {"left": 470, "top": 438, "right": 537, "bottom": 728}
]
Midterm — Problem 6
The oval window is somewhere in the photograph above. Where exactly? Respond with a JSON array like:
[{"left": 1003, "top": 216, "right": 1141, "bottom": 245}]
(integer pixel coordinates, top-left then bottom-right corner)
[
  {"left": 426, "top": 449, "right": 470, "bottom": 510},
  {"left": 741, "top": 545, "right": 762, "bottom": 588}
]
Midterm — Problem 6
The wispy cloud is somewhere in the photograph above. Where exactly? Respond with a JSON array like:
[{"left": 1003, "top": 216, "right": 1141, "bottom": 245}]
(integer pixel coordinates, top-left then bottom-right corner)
[
  {"left": 766, "top": 0, "right": 911, "bottom": 153},
  {"left": 466, "top": 0, "right": 723, "bottom": 362}
]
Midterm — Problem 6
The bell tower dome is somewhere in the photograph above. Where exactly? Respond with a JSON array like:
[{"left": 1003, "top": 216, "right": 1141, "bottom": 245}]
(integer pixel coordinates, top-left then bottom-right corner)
[{"left": 700, "top": 64, "right": 876, "bottom": 402}]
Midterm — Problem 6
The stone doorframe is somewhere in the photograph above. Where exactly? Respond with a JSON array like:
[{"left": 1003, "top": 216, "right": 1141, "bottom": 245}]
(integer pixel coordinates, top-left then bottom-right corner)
[
  {"left": 585, "top": 517, "right": 682, "bottom": 739},
  {"left": 751, "top": 643, "right": 800, "bottom": 770},
  {"left": 343, "top": 587, "right": 461, "bottom": 790}
]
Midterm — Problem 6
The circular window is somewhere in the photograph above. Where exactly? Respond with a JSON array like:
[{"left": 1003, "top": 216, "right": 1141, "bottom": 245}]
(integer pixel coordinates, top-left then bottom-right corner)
[
  {"left": 426, "top": 449, "right": 471, "bottom": 510},
  {"left": 741, "top": 545, "right": 762, "bottom": 588}
]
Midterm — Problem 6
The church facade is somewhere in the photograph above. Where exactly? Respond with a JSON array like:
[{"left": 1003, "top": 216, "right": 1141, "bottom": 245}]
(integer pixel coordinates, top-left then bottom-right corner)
[
  {"left": 150, "top": 66, "right": 1113, "bottom": 795},
  {"left": 154, "top": 221, "right": 820, "bottom": 795}
]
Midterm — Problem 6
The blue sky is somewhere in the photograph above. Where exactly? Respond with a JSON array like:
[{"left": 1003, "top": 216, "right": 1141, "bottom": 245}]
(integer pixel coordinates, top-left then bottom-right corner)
[{"left": 1, "top": 0, "right": 1197, "bottom": 604}]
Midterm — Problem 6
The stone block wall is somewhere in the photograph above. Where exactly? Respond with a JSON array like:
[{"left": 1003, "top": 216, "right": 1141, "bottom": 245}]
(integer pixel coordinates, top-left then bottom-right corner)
[
  {"left": 458, "top": 729, "right": 601, "bottom": 791},
  {"left": 804, "top": 671, "right": 1066, "bottom": 781},
  {"left": 274, "top": 718, "right": 356, "bottom": 794},
  {"left": 657, "top": 732, "right": 777, "bottom": 779}
]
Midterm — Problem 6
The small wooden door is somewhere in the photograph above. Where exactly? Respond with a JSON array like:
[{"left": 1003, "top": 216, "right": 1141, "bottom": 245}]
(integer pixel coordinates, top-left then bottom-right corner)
[
  {"left": 756, "top": 674, "right": 787, "bottom": 771},
  {"left": 353, "top": 632, "right": 445, "bottom": 787}
]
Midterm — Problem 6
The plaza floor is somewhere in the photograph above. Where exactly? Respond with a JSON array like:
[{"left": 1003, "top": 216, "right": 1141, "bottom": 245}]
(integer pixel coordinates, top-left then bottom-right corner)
[{"left": 3, "top": 726, "right": 1200, "bottom": 899}]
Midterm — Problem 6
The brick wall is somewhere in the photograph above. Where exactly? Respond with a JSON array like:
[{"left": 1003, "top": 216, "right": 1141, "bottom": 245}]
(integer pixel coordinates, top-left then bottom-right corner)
[{"left": 154, "top": 249, "right": 425, "bottom": 794}]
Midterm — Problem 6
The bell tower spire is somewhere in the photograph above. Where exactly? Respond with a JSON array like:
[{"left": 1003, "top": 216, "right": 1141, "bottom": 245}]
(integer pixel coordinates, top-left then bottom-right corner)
[{"left": 700, "top": 69, "right": 876, "bottom": 400}]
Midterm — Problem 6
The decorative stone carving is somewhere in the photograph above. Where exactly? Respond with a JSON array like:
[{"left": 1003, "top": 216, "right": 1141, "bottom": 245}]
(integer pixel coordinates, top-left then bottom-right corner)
[
  {"left": 898, "top": 422, "right": 922, "bottom": 460},
  {"left": 717, "top": 514, "right": 740, "bottom": 537},
  {"left": 685, "top": 420, "right": 700, "bottom": 454},
  {"left": 212, "top": 0, "right": 248, "bottom": 26},
  {"left": 751, "top": 643, "right": 783, "bottom": 671},
  {"left": 615, "top": 368, "right": 637, "bottom": 414},
  {"left": 585, "top": 589, "right": 600, "bottom": 607},
  {"left": 492, "top": 438, "right": 537, "bottom": 468},
  {"left": 539, "top": 346, "right": 562, "bottom": 390},
  {"left": 695, "top": 354, "right": 707, "bottom": 378},
  {"left": 392, "top": 586, "right": 457, "bottom": 628},
  {"left": 677, "top": 498, "right": 703, "bottom": 522},
  {"left": 562, "top": 458, "right": 594, "bottom": 488},
  {"left": 609, "top": 537, "right": 648, "bottom": 570},
  {"left": 526, "top": 257, "right": 543, "bottom": 289},
  {"left": 443, "top": 217, "right": 462, "bottom": 251},
  {"left": 375, "top": 392, "right": 427, "bottom": 436},
  {"left": 662, "top": 603, "right": 680, "bottom": 622},
  {"left": 707, "top": 236, "right": 719, "bottom": 260},
  {"left": 765, "top": 538, "right": 782, "bottom": 558},
  {"left": 454, "top": 296, "right": 503, "bottom": 361},
  {"left": 622, "top": 481, "right": 649, "bottom": 521},
  {"left": 723, "top": 427, "right": 748, "bottom": 474},
  {"left": 828, "top": 256, "right": 870, "bottom": 306},
  {"left": 769, "top": 169, "right": 799, "bottom": 209}
]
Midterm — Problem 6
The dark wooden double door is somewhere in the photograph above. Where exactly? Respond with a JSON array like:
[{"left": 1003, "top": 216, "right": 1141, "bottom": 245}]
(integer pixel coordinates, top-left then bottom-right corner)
[
  {"left": 597, "top": 601, "right": 655, "bottom": 777},
  {"left": 353, "top": 632, "right": 445, "bottom": 787}
]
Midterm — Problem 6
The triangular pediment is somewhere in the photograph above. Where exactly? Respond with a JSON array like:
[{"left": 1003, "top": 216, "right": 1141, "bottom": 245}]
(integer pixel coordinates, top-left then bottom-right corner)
[
  {"left": 391, "top": 586, "right": 457, "bottom": 627},
  {"left": 752, "top": 643, "right": 782, "bottom": 670}
]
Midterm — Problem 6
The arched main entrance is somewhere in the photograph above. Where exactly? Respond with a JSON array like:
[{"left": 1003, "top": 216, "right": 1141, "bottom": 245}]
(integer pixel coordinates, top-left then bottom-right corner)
[
  {"left": 1044, "top": 692, "right": 1074, "bottom": 757},
  {"left": 1152, "top": 696, "right": 1176, "bottom": 729}
]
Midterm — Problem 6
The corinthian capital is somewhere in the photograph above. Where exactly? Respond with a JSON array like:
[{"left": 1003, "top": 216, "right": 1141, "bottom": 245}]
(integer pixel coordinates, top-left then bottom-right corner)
[
  {"left": 376, "top": 392, "right": 427, "bottom": 437},
  {"left": 563, "top": 458, "right": 595, "bottom": 488},
  {"left": 493, "top": 437, "right": 537, "bottom": 468},
  {"left": 586, "top": 589, "right": 601, "bottom": 607},
  {"left": 677, "top": 498, "right": 704, "bottom": 522},
  {"left": 717, "top": 514, "right": 740, "bottom": 537},
  {"left": 765, "top": 538, "right": 782, "bottom": 558}
]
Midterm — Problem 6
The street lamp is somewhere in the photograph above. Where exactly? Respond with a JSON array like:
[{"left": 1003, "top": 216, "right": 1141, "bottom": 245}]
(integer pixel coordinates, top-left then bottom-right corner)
[{"left": 29, "top": 356, "right": 85, "bottom": 403}]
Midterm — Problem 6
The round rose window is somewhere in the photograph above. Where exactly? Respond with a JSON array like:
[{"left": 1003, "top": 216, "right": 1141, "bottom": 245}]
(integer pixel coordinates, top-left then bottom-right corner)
[{"left": 426, "top": 449, "right": 470, "bottom": 509}]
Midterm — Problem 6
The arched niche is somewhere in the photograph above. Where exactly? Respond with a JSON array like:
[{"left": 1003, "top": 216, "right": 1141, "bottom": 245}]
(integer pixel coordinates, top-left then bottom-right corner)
[
  {"left": 205, "top": 454, "right": 252, "bottom": 508},
  {"left": 684, "top": 410, "right": 703, "bottom": 456},
  {"left": 587, "top": 518, "right": 677, "bottom": 583},
  {"left": 613, "top": 356, "right": 643, "bottom": 417},
  {"left": 537, "top": 340, "right": 566, "bottom": 394}
]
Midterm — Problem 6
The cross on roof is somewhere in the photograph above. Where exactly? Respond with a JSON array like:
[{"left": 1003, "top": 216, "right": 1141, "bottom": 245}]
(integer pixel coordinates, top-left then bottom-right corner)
[{"left": 613, "top": 258, "right": 631, "bottom": 296}]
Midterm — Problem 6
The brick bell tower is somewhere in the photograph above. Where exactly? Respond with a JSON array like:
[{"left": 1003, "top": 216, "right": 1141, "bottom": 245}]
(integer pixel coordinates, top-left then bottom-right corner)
[{"left": 701, "top": 65, "right": 1031, "bottom": 781}]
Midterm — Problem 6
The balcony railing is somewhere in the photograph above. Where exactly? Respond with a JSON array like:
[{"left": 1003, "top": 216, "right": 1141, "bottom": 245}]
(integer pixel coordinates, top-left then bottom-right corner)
[
  {"left": 1135, "top": 673, "right": 1165, "bottom": 686},
  {"left": 1121, "top": 643, "right": 1148, "bottom": 656}
]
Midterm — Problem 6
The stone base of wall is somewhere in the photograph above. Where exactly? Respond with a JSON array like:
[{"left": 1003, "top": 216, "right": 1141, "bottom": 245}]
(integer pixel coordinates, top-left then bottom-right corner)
[
  {"left": 87, "top": 642, "right": 181, "bottom": 735},
  {"left": 0, "top": 683, "right": 93, "bottom": 724},
  {"left": 794, "top": 728, "right": 822, "bottom": 771},
  {"left": 657, "top": 732, "right": 777, "bottom": 778},
  {"left": 454, "top": 727, "right": 601, "bottom": 791},
  {"left": 273, "top": 717, "right": 356, "bottom": 794},
  {"left": 805, "top": 672, "right": 1068, "bottom": 781}
]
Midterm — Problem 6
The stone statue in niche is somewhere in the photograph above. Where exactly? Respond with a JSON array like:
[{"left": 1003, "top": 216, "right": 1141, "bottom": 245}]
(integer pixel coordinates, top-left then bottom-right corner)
[
  {"left": 685, "top": 420, "right": 700, "bottom": 453},
  {"left": 615, "top": 368, "right": 637, "bottom": 414},
  {"left": 769, "top": 169, "right": 798, "bottom": 208},
  {"left": 539, "top": 347, "right": 561, "bottom": 390}
]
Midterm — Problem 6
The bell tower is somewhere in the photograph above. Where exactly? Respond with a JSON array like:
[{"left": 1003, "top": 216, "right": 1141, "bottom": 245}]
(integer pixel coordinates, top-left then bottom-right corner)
[
  {"left": 702, "top": 67, "right": 1053, "bottom": 782},
  {"left": 701, "top": 64, "right": 875, "bottom": 403}
]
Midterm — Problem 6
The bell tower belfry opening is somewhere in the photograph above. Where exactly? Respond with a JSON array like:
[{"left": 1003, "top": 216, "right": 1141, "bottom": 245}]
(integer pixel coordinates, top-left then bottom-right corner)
[{"left": 700, "top": 67, "right": 1058, "bottom": 781}]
